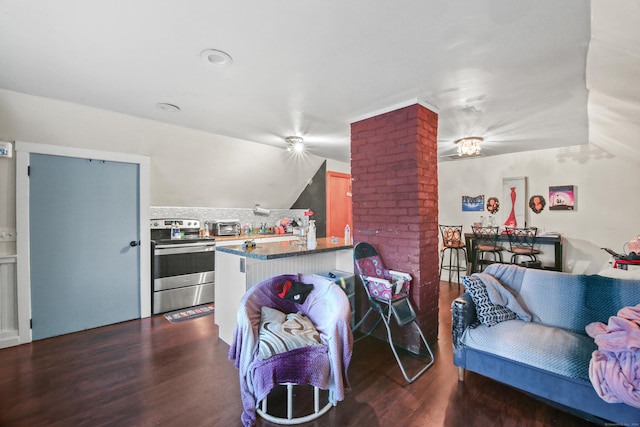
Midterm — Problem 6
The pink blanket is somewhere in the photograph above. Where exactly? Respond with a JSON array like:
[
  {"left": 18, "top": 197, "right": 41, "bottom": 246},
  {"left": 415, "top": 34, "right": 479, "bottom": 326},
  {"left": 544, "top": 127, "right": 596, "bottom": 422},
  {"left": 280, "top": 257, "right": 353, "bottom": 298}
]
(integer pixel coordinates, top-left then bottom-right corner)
[{"left": 586, "top": 304, "right": 640, "bottom": 408}]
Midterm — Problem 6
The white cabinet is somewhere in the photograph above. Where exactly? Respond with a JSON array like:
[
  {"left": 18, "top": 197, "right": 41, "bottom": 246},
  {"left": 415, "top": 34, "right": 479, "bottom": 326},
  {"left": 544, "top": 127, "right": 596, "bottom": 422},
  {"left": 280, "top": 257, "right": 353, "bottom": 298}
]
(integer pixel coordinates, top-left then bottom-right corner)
[{"left": 0, "top": 256, "right": 18, "bottom": 349}]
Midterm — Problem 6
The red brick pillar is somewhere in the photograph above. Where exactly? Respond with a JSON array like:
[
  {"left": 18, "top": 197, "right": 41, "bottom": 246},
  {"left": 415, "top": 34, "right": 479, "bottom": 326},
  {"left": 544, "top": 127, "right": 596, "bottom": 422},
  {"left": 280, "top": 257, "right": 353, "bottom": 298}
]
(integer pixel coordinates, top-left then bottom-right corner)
[{"left": 350, "top": 104, "right": 439, "bottom": 350}]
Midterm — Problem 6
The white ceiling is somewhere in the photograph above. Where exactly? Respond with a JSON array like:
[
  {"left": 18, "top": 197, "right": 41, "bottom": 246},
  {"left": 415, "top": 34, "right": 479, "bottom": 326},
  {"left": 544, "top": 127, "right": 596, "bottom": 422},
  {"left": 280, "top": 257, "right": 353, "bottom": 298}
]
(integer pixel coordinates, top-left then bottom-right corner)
[{"left": 0, "top": 1, "right": 635, "bottom": 164}]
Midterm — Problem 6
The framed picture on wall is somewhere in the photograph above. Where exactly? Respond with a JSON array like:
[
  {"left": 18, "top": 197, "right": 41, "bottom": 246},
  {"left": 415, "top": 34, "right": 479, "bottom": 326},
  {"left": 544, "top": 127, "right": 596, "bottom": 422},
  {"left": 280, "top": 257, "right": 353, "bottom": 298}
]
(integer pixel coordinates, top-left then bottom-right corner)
[
  {"left": 549, "top": 185, "right": 575, "bottom": 210},
  {"left": 502, "top": 177, "right": 527, "bottom": 228},
  {"left": 486, "top": 197, "right": 500, "bottom": 215},
  {"left": 529, "top": 195, "right": 546, "bottom": 214},
  {"left": 462, "top": 195, "right": 484, "bottom": 212}
]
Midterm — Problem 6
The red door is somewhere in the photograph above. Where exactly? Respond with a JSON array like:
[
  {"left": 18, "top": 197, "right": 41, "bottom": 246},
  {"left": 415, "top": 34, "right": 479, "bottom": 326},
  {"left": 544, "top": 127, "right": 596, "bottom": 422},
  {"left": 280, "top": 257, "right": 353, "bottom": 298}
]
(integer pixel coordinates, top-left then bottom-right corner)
[{"left": 326, "top": 172, "right": 352, "bottom": 239}]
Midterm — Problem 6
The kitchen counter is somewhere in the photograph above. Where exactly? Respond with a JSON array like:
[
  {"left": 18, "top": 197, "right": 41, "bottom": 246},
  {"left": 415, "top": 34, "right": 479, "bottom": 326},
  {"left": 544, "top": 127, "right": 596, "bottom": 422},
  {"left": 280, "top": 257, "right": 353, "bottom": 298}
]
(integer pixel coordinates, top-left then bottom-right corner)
[
  {"left": 215, "top": 237, "right": 352, "bottom": 260},
  {"left": 215, "top": 237, "right": 354, "bottom": 344},
  {"left": 214, "top": 232, "right": 295, "bottom": 242}
]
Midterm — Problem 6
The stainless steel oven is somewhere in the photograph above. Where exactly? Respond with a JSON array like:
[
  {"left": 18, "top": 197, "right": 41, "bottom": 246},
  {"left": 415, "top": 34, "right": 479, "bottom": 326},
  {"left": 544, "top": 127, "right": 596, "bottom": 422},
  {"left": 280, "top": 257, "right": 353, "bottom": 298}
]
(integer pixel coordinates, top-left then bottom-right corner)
[{"left": 151, "top": 219, "right": 215, "bottom": 314}]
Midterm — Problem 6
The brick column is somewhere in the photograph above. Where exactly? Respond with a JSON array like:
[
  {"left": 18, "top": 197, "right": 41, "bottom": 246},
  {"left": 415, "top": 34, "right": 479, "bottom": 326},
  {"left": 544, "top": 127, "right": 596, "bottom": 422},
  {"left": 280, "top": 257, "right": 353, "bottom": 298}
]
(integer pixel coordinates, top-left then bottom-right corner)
[{"left": 350, "top": 104, "right": 439, "bottom": 350}]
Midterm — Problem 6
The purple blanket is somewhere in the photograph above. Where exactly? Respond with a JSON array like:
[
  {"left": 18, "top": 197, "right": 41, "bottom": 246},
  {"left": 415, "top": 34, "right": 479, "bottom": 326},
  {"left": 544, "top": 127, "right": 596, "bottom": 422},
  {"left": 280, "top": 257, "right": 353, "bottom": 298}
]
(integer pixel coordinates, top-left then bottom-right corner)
[
  {"left": 228, "top": 274, "right": 353, "bottom": 426},
  {"left": 586, "top": 304, "right": 640, "bottom": 408}
]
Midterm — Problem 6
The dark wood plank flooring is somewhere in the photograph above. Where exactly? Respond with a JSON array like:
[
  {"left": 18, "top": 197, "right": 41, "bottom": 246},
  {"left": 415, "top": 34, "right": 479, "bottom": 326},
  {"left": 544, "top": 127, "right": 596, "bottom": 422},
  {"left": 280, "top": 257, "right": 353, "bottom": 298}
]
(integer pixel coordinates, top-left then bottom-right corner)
[{"left": 0, "top": 282, "right": 599, "bottom": 426}]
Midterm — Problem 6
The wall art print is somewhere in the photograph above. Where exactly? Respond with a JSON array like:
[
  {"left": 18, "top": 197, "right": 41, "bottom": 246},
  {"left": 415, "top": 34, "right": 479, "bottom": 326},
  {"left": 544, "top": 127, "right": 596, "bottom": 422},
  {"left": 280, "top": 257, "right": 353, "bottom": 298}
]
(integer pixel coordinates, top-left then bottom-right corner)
[
  {"left": 549, "top": 185, "right": 575, "bottom": 211},
  {"left": 529, "top": 195, "right": 546, "bottom": 214},
  {"left": 462, "top": 195, "right": 485, "bottom": 212},
  {"left": 486, "top": 197, "right": 500, "bottom": 215},
  {"left": 502, "top": 177, "right": 527, "bottom": 228}
]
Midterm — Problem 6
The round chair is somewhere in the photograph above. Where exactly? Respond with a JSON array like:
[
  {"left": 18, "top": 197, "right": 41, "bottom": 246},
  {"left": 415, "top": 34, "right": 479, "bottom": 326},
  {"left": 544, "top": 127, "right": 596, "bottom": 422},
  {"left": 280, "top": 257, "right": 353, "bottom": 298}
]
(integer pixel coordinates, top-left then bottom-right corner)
[{"left": 229, "top": 274, "right": 353, "bottom": 426}]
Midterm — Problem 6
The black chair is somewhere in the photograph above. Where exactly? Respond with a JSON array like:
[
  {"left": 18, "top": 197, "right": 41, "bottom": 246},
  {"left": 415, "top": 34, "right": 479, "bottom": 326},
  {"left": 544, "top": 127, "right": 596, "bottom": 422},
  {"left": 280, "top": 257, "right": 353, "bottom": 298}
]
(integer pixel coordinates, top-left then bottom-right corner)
[
  {"left": 353, "top": 242, "right": 434, "bottom": 383},
  {"left": 438, "top": 225, "right": 467, "bottom": 288},
  {"left": 471, "top": 226, "right": 504, "bottom": 272},
  {"left": 505, "top": 227, "right": 541, "bottom": 266}
]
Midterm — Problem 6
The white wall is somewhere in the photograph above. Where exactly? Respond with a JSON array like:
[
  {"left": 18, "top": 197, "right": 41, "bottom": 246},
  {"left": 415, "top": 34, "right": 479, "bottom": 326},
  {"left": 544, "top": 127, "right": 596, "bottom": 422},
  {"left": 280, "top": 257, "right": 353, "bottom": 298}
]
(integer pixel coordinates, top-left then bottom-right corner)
[
  {"left": 0, "top": 89, "right": 349, "bottom": 255},
  {"left": 438, "top": 143, "right": 640, "bottom": 274},
  {"left": 5, "top": 89, "right": 636, "bottom": 274}
]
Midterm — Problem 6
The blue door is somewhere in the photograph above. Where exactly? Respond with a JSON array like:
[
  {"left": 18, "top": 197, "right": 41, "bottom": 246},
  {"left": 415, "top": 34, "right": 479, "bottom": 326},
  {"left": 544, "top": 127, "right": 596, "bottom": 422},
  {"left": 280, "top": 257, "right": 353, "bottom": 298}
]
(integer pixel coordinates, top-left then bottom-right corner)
[{"left": 29, "top": 154, "right": 140, "bottom": 340}]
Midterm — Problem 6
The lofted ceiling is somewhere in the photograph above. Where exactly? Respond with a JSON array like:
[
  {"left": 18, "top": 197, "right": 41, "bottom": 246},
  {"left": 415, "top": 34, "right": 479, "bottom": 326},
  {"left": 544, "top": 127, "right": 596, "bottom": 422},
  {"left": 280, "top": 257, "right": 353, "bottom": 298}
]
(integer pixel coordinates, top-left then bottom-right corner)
[{"left": 0, "top": 1, "right": 636, "bottom": 164}]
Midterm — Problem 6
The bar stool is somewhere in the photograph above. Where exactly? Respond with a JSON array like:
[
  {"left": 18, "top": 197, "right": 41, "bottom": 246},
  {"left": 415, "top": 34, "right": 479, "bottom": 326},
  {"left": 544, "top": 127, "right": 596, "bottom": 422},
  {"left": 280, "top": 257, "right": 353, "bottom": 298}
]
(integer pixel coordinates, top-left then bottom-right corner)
[
  {"left": 471, "top": 226, "right": 504, "bottom": 272},
  {"left": 505, "top": 226, "right": 542, "bottom": 267},
  {"left": 439, "top": 225, "right": 468, "bottom": 288}
]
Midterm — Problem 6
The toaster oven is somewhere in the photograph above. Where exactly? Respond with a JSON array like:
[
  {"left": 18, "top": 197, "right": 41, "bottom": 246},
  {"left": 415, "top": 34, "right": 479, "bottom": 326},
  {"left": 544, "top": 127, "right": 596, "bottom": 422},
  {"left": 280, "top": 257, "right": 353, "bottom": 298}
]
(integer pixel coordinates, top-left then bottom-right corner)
[{"left": 211, "top": 220, "right": 240, "bottom": 236}]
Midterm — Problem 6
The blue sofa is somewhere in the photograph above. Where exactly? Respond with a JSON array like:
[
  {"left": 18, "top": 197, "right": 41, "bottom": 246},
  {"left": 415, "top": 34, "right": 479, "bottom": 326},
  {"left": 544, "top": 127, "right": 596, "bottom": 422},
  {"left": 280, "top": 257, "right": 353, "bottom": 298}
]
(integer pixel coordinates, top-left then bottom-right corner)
[{"left": 452, "top": 264, "right": 640, "bottom": 424}]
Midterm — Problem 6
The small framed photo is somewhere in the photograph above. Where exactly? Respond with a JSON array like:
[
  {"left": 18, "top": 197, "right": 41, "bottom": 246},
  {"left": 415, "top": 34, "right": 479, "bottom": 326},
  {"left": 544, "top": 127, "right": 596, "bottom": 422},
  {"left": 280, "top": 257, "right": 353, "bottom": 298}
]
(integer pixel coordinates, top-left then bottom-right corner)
[
  {"left": 462, "top": 195, "right": 484, "bottom": 212},
  {"left": 529, "top": 195, "right": 546, "bottom": 214}
]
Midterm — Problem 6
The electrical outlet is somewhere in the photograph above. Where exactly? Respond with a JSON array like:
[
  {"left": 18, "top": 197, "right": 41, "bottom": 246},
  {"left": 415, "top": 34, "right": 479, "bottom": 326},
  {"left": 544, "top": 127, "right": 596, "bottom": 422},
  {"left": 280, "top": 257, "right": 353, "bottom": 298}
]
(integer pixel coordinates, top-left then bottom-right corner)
[{"left": 0, "top": 228, "right": 16, "bottom": 241}]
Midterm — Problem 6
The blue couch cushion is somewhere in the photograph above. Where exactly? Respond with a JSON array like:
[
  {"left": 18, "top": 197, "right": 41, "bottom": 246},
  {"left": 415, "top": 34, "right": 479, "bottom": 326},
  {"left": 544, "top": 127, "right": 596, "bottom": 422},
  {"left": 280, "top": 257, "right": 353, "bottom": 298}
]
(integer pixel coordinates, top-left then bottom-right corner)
[
  {"left": 461, "top": 320, "right": 596, "bottom": 382},
  {"left": 584, "top": 274, "right": 640, "bottom": 325},
  {"left": 483, "top": 265, "right": 640, "bottom": 335},
  {"left": 518, "top": 269, "right": 588, "bottom": 333}
]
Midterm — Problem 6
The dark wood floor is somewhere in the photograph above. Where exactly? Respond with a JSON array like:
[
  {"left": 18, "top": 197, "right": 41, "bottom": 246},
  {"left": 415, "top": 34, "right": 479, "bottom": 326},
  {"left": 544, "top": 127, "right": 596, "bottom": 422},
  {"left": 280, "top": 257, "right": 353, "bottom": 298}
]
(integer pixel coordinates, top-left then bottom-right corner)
[{"left": 0, "top": 281, "right": 598, "bottom": 427}]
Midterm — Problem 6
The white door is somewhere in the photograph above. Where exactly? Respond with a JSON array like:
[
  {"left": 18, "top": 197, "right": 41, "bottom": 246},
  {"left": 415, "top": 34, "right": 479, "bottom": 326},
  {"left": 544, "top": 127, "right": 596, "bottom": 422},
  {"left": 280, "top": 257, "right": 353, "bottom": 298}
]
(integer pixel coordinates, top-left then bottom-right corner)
[{"left": 29, "top": 153, "right": 140, "bottom": 340}]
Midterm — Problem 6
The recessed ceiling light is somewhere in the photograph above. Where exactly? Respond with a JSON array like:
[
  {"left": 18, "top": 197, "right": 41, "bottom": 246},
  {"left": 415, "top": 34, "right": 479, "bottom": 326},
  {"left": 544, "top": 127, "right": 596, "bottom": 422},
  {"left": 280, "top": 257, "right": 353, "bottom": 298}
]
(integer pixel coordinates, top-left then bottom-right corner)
[
  {"left": 200, "top": 49, "right": 233, "bottom": 66},
  {"left": 156, "top": 103, "right": 181, "bottom": 112}
]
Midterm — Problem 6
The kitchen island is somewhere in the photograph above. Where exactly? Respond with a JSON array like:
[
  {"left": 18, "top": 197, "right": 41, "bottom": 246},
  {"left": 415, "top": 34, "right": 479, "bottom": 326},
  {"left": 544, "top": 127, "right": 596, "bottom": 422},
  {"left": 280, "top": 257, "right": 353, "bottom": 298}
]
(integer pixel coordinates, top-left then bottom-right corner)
[{"left": 215, "top": 237, "right": 353, "bottom": 344}]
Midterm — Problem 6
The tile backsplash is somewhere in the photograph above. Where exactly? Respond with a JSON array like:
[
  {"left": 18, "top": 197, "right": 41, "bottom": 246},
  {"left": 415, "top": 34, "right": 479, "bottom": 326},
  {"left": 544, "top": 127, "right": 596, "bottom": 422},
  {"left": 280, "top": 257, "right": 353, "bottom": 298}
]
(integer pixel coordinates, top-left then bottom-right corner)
[{"left": 150, "top": 206, "right": 309, "bottom": 228}]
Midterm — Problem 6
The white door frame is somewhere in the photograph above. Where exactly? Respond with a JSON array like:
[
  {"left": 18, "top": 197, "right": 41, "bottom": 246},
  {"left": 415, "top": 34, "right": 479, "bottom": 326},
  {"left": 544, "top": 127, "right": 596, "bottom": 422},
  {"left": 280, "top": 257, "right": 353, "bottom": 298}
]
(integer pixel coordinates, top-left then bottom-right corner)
[{"left": 15, "top": 141, "right": 151, "bottom": 344}]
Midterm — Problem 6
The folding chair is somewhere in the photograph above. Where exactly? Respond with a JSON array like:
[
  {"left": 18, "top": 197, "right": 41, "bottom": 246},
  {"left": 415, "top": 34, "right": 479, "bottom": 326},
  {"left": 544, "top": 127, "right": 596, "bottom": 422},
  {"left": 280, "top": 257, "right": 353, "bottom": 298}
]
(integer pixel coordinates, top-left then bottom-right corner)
[{"left": 352, "top": 242, "right": 434, "bottom": 383}]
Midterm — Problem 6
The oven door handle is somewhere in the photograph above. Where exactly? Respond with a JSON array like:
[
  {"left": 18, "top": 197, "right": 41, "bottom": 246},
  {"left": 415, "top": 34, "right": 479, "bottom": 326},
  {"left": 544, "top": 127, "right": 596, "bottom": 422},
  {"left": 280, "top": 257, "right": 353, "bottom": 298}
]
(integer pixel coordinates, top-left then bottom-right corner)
[{"left": 154, "top": 244, "right": 216, "bottom": 255}]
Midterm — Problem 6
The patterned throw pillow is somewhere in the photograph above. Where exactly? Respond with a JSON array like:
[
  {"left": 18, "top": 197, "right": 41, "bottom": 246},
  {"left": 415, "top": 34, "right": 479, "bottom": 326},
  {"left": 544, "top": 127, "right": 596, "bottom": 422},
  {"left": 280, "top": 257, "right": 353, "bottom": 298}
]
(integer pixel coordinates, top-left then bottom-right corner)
[
  {"left": 257, "top": 307, "right": 322, "bottom": 360},
  {"left": 462, "top": 275, "right": 518, "bottom": 327}
]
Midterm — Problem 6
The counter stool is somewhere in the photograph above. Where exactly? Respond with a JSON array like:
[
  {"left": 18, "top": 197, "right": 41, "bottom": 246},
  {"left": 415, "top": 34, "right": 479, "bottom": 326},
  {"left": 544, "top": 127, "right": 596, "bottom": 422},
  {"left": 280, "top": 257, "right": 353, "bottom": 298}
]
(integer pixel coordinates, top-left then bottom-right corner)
[
  {"left": 439, "top": 225, "right": 468, "bottom": 289},
  {"left": 506, "top": 227, "right": 541, "bottom": 267},
  {"left": 471, "top": 226, "right": 504, "bottom": 272}
]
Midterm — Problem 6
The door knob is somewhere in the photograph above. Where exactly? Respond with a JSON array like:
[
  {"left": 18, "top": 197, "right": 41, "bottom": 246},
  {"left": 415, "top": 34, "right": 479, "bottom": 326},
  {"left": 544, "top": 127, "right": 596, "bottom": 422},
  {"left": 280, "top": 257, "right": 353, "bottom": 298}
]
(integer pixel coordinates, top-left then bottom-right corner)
[{"left": 130, "top": 240, "right": 140, "bottom": 247}]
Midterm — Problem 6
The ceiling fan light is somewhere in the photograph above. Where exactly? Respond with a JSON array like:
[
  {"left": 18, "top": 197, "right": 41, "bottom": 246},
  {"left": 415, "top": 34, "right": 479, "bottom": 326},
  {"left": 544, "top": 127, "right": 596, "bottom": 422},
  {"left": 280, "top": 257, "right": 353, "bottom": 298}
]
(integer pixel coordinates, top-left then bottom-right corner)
[
  {"left": 285, "top": 136, "right": 304, "bottom": 153},
  {"left": 456, "top": 137, "right": 483, "bottom": 156}
]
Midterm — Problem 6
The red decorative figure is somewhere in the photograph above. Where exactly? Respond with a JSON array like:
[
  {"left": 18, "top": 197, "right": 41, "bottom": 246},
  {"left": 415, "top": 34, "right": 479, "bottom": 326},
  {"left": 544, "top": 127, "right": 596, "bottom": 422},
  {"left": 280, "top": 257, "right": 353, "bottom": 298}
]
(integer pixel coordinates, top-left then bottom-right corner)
[{"left": 504, "top": 186, "right": 517, "bottom": 228}]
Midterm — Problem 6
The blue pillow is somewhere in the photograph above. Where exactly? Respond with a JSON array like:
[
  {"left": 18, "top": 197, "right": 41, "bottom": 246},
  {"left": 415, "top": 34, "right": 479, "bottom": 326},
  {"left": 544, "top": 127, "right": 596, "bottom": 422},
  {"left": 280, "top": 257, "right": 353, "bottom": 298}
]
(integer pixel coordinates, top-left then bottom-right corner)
[{"left": 462, "top": 275, "right": 518, "bottom": 327}]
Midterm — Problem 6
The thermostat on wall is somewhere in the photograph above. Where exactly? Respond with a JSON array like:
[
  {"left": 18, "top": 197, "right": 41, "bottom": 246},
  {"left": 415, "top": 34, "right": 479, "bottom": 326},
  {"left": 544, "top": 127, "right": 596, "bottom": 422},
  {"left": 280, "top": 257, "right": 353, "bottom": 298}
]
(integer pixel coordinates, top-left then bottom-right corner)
[{"left": 0, "top": 141, "right": 13, "bottom": 158}]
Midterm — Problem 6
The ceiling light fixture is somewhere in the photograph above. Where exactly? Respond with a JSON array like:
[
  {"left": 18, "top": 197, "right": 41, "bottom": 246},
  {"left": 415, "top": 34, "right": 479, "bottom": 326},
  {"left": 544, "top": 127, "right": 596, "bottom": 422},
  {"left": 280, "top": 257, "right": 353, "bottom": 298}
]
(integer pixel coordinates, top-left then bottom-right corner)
[
  {"left": 200, "top": 49, "right": 233, "bottom": 66},
  {"left": 456, "top": 136, "right": 483, "bottom": 156},
  {"left": 156, "top": 103, "right": 181, "bottom": 112},
  {"left": 285, "top": 136, "right": 304, "bottom": 153}
]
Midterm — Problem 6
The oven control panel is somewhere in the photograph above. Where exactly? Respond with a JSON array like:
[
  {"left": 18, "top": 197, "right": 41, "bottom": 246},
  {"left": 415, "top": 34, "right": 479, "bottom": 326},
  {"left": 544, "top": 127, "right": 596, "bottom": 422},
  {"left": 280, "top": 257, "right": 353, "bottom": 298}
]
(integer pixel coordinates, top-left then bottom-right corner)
[{"left": 150, "top": 218, "right": 200, "bottom": 230}]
